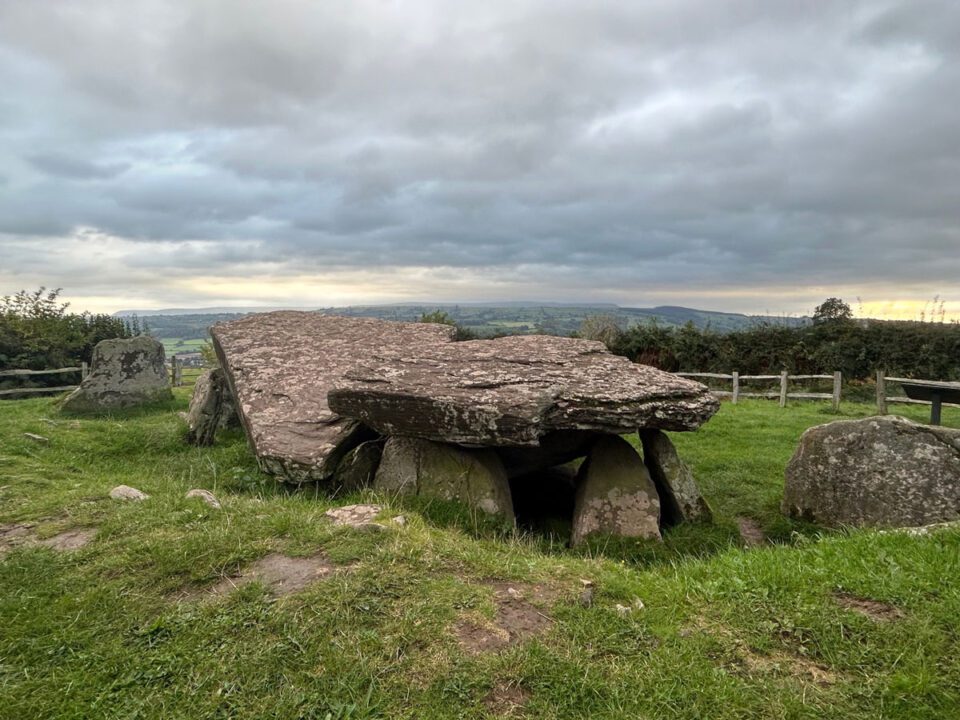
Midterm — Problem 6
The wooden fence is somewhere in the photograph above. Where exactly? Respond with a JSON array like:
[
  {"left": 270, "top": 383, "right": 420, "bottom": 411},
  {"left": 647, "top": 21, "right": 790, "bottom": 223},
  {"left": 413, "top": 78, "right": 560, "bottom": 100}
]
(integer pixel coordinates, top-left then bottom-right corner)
[
  {"left": 0, "top": 364, "right": 88, "bottom": 397},
  {"left": 168, "top": 357, "right": 206, "bottom": 388},
  {"left": 676, "top": 371, "right": 843, "bottom": 410}
]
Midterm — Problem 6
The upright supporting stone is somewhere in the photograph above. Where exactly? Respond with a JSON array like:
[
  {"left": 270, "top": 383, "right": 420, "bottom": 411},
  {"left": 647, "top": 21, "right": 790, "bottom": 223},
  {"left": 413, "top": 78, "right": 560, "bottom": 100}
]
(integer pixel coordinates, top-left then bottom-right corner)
[
  {"left": 375, "top": 437, "right": 514, "bottom": 522},
  {"left": 332, "top": 440, "right": 383, "bottom": 493},
  {"left": 639, "top": 429, "right": 712, "bottom": 526},
  {"left": 571, "top": 435, "right": 661, "bottom": 546},
  {"left": 185, "top": 368, "right": 237, "bottom": 446}
]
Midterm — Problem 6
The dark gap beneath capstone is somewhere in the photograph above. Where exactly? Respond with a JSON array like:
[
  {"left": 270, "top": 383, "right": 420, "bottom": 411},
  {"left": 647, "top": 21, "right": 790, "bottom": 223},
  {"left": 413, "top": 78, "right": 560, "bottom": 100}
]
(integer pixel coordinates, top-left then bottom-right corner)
[{"left": 508, "top": 462, "right": 581, "bottom": 539}]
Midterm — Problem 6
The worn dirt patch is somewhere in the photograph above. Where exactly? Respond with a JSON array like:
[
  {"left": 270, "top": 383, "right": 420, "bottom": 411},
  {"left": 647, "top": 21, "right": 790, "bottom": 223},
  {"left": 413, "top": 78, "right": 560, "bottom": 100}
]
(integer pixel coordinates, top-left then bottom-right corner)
[
  {"left": 483, "top": 683, "right": 531, "bottom": 717},
  {"left": 208, "top": 552, "right": 336, "bottom": 597},
  {"left": 0, "top": 522, "right": 35, "bottom": 557},
  {"left": 37, "top": 528, "right": 96, "bottom": 551},
  {"left": 741, "top": 649, "right": 838, "bottom": 686},
  {"left": 737, "top": 517, "right": 766, "bottom": 547},
  {"left": 455, "top": 581, "right": 556, "bottom": 654},
  {"left": 833, "top": 592, "right": 904, "bottom": 621}
]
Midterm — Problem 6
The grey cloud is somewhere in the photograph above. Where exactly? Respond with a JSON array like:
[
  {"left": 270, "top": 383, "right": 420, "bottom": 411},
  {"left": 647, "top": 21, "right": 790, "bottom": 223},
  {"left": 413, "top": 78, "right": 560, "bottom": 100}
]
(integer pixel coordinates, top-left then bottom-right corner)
[{"left": 0, "top": 0, "right": 958, "bottom": 312}]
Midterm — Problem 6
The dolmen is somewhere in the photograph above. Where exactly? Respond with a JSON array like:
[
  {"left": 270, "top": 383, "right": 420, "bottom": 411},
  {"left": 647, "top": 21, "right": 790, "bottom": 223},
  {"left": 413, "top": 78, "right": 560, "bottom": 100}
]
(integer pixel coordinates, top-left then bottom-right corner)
[
  {"left": 62, "top": 336, "right": 172, "bottom": 413},
  {"left": 210, "top": 311, "right": 718, "bottom": 544}
]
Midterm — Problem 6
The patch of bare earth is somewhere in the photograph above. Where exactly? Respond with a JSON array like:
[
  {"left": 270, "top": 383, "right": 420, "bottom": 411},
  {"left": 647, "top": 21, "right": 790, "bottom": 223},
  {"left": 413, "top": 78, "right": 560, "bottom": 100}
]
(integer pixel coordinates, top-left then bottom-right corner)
[
  {"left": 1, "top": 522, "right": 35, "bottom": 556},
  {"left": 37, "top": 528, "right": 96, "bottom": 551},
  {"left": 737, "top": 517, "right": 766, "bottom": 547},
  {"left": 1, "top": 522, "right": 96, "bottom": 555},
  {"left": 455, "top": 581, "right": 557, "bottom": 654},
  {"left": 833, "top": 592, "right": 904, "bottom": 621},
  {"left": 740, "top": 649, "right": 838, "bottom": 686},
  {"left": 207, "top": 552, "right": 336, "bottom": 598},
  {"left": 483, "top": 683, "right": 531, "bottom": 717}
]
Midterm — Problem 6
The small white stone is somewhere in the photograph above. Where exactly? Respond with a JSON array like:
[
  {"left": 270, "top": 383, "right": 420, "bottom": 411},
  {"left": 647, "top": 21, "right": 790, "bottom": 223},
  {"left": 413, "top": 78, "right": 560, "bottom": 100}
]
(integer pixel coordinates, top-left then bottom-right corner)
[
  {"left": 615, "top": 604, "right": 631, "bottom": 617},
  {"left": 23, "top": 433, "right": 49, "bottom": 443},
  {"left": 392, "top": 515, "right": 407, "bottom": 526},
  {"left": 110, "top": 485, "right": 149, "bottom": 502},
  {"left": 186, "top": 488, "right": 222, "bottom": 509},
  {"left": 632, "top": 597, "right": 645, "bottom": 611},
  {"left": 506, "top": 587, "right": 523, "bottom": 599}
]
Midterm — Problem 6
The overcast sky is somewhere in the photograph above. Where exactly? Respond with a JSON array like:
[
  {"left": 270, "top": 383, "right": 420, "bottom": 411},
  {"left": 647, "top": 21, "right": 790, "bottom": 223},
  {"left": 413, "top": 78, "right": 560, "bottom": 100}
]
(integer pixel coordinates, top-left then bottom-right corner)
[{"left": 1, "top": 1, "right": 958, "bottom": 318}]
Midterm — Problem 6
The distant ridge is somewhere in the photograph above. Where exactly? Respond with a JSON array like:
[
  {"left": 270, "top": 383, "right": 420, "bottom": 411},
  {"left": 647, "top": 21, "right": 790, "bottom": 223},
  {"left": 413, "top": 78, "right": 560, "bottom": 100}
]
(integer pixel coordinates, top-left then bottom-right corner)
[{"left": 128, "top": 302, "right": 808, "bottom": 346}]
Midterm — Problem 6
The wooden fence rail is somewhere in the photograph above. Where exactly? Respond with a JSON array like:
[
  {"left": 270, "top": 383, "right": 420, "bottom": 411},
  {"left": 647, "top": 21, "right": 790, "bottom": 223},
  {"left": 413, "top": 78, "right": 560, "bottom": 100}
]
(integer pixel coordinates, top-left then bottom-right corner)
[
  {"left": 0, "top": 363, "right": 88, "bottom": 397},
  {"left": 168, "top": 358, "right": 207, "bottom": 388},
  {"left": 676, "top": 371, "right": 842, "bottom": 410}
]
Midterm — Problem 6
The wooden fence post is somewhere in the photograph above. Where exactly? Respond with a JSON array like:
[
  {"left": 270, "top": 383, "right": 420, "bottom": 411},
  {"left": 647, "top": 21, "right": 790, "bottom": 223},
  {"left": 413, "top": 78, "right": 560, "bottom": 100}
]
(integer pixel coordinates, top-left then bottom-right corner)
[
  {"left": 832, "top": 371, "right": 841, "bottom": 411},
  {"left": 176, "top": 358, "right": 183, "bottom": 387},
  {"left": 779, "top": 370, "right": 788, "bottom": 408},
  {"left": 731, "top": 371, "right": 740, "bottom": 405},
  {"left": 876, "top": 370, "right": 887, "bottom": 415},
  {"left": 81, "top": 361, "right": 88, "bottom": 380}
]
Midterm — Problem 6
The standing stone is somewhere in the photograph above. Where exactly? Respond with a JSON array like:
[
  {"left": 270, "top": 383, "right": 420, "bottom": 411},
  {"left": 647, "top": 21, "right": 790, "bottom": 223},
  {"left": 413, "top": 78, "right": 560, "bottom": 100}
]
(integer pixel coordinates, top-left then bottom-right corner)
[
  {"left": 184, "top": 368, "right": 237, "bottom": 446},
  {"left": 783, "top": 416, "right": 960, "bottom": 528},
  {"left": 571, "top": 436, "right": 661, "bottom": 546},
  {"left": 640, "top": 429, "right": 712, "bottom": 526},
  {"left": 62, "top": 336, "right": 172, "bottom": 413},
  {"left": 332, "top": 440, "right": 383, "bottom": 493},
  {"left": 374, "top": 437, "right": 514, "bottom": 522}
]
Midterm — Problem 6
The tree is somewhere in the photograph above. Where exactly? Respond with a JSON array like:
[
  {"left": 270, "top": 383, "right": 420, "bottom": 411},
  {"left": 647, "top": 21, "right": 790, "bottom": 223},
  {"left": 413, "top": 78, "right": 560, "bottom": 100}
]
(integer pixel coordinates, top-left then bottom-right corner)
[
  {"left": 578, "top": 314, "right": 622, "bottom": 348},
  {"left": 812, "top": 298, "right": 853, "bottom": 325},
  {"left": 419, "top": 309, "right": 477, "bottom": 341}
]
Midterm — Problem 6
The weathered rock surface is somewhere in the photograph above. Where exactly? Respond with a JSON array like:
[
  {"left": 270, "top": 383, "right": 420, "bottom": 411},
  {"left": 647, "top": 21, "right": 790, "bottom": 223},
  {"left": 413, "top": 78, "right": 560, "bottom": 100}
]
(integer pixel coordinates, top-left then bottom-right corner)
[
  {"left": 329, "top": 335, "right": 717, "bottom": 447},
  {"left": 186, "top": 488, "right": 222, "bottom": 509},
  {"left": 210, "top": 312, "right": 455, "bottom": 482},
  {"left": 110, "top": 485, "right": 149, "bottom": 501},
  {"left": 185, "top": 368, "right": 237, "bottom": 446},
  {"left": 332, "top": 440, "right": 382, "bottom": 493},
  {"left": 375, "top": 437, "right": 514, "bottom": 521},
  {"left": 571, "top": 436, "right": 661, "bottom": 546},
  {"left": 324, "top": 503, "right": 383, "bottom": 529},
  {"left": 496, "top": 430, "right": 598, "bottom": 478},
  {"left": 62, "top": 336, "right": 172, "bottom": 413},
  {"left": 782, "top": 416, "right": 960, "bottom": 528},
  {"left": 640, "top": 429, "right": 712, "bottom": 526}
]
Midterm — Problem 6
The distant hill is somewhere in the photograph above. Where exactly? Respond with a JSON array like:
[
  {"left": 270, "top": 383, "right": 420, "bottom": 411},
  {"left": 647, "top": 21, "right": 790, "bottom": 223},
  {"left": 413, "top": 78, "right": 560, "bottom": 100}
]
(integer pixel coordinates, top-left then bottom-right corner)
[{"left": 123, "top": 303, "right": 807, "bottom": 350}]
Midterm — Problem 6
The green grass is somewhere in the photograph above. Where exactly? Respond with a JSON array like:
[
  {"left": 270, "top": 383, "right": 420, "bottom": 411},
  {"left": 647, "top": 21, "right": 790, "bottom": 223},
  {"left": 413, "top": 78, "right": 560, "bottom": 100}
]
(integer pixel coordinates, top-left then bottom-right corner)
[
  {"left": 160, "top": 337, "right": 207, "bottom": 355},
  {"left": 1, "top": 395, "right": 959, "bottom": 719}
]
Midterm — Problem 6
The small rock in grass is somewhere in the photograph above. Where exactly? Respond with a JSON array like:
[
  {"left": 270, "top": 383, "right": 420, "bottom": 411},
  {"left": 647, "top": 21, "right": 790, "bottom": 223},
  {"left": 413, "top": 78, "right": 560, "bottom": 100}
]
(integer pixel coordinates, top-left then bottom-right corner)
[
  {"left": 506, "top": 587, "right": 523, "bottom": 600},
  {"left": 186, "top": 489, "right": 222, "bottom": 509},
  {"left": 579, "top": 587, "right": 594, "bottom": 608},
  {"left": 23, "top": 433, "right": 49, "bottom": 443},
  {"left": 110, "top": 485, "right": 149, "bottom": 502},
  {"left": 615, "top": 604, "right": 631, "bottom": 617},
  {"left": 392, "top": 515, "right": 407, "bottom": 527},
  {"left": 324, "top": 503, "right": 383, "bottom": 529}
]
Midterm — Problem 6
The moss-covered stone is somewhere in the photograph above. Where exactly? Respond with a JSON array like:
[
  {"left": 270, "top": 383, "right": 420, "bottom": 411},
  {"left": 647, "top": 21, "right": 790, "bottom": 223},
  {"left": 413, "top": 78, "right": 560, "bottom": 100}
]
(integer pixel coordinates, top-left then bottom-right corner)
[{"left": 375, "top": 437, "right": 514, "bottom": 522}]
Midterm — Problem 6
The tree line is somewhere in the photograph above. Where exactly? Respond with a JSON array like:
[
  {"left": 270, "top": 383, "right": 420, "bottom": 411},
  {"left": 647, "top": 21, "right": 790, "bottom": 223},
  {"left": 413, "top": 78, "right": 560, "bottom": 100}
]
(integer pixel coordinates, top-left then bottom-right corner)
[
  {"left": 585, "top": 299, "right": 960, "bottom": 382},
  {"left": 0, "top": 288, "right": 138, "bottom": 372}
]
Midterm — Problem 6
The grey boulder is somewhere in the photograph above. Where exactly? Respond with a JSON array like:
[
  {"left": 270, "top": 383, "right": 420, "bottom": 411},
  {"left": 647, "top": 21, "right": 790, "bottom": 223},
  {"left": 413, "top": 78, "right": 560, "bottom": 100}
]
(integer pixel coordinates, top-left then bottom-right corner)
[
  {"left": 782, "top": 416, "right": 960, "bottom": 528},
  {"left": 184, "top": 368, "right": 237, "bottom": 446},
  {"left": 62, "top": 336, "right": 172, "bottom": 413}
]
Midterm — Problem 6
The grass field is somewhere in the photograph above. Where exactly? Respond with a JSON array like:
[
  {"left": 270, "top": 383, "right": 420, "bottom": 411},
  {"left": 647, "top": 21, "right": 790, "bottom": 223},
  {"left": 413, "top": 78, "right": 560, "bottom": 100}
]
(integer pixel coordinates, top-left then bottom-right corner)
[
  {"left": 160, "top": 337, "right": 207, "bottom": 355},
  {"left": 1, "top": 395, "right": 958, "bottom": 719}
]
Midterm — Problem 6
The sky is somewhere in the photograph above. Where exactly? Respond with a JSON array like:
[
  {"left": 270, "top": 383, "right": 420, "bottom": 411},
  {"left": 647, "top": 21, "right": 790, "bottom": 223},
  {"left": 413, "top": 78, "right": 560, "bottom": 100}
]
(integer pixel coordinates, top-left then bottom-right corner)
[{"left": 1, "top": 0, "right": 958, "bottom": 319}]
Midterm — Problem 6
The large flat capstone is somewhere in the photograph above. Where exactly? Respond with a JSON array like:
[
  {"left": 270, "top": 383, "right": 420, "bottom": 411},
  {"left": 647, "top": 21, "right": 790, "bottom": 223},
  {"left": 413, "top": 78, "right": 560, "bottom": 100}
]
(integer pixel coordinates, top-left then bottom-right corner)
[
  {"left": 210, "top": 312, "right": 456, "bottom": 482},
  {"left": 328, "top": 335, "right": 718, "bottom": 447}
]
